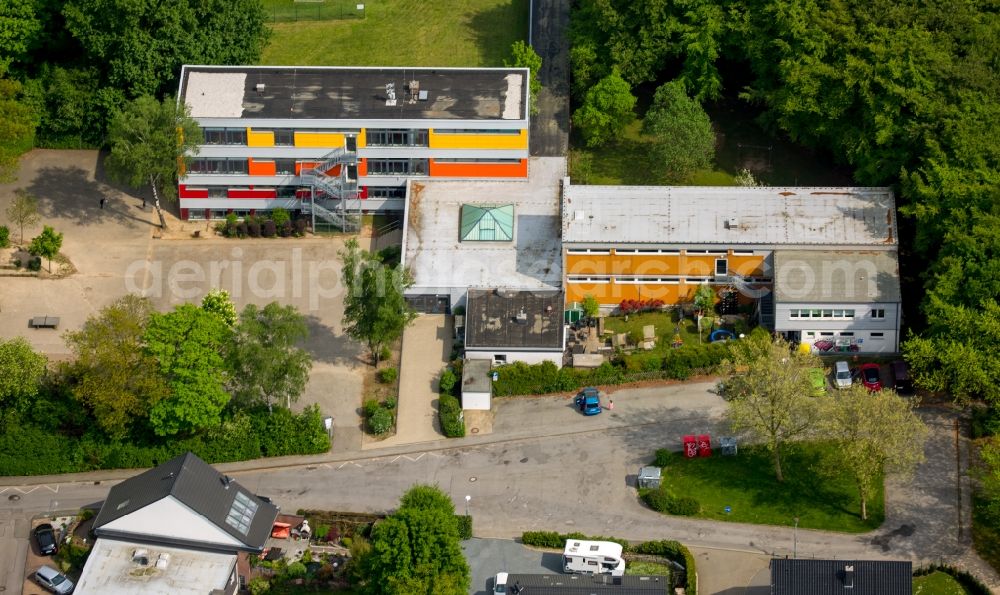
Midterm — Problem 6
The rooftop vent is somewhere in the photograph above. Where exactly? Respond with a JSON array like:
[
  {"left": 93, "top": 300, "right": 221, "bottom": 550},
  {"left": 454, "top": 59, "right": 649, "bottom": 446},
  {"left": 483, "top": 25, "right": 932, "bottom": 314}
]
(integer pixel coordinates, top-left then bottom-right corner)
[
  {"left": 725, "top": 217, "right": 740, "bottom": 230},
  {"left": 155, "top": 553, "right": 171, "bottom": 570},
  {"left": 574, "top": 210, "right": 585, "bottom": 221},
  {"left": 385, "top": 82, "right": 397, "bottom": 106},
  {"left": 843, "top": 565, "right": 854, "bottom": 589},
  {"left": 132, "top": 549, "right": 149, "bottom": 566},
  {"left": 255, "top": 83, "right": 266, "bottom": 95},
  {"left": 514, "top": 308, "right": 528, "bottom": 324},
  {"left": 407, "top": 80, "right": 420, "bottom": 104}
]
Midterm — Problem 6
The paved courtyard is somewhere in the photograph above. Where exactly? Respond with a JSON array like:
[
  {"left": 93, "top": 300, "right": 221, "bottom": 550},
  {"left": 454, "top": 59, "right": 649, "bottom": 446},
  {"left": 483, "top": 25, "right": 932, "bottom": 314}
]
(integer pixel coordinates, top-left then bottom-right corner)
[{"left": 0, "top": 150, "right": 365, "bottom": 450}]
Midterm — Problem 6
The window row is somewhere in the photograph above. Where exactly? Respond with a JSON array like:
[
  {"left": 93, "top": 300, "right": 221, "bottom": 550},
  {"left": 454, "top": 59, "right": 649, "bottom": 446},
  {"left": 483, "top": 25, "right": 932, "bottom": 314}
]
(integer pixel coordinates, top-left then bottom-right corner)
[
  {"left": 367, "top": 158, "right": 428, "bottom": 175},
  {"left": 789, "top": 309, "right": 856, "bottom": 319},
  {"left": 567, "top": 248, "right": 754, "bottom": 256},
  {"left": 366, "top": 129, "right": 428, "bottom": 147},
  {"left": 188, "top": 158, "right": 249, "bottom": 175},
  {"left": 432, "top": 128, "right": 522, "bottom": 135},
  {"left": 203, "top": 128, "right": 247, "bottom": 145}
]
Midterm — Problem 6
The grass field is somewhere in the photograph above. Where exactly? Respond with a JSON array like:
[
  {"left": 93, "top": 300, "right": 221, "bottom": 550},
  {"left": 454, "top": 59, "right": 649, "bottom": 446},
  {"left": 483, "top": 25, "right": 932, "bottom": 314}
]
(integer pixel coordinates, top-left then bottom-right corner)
[
  {"left": 626, "top": 561, "right": 673, "bottom": 576},
  {"left": 913, "top": 571, "right": 970, "bottom": 594},
  {"left": 654, "top": 442, "right": 885, "bottom": 532},
  {"left": 261, "top": 0, "right": 529, "bottom": 67}
]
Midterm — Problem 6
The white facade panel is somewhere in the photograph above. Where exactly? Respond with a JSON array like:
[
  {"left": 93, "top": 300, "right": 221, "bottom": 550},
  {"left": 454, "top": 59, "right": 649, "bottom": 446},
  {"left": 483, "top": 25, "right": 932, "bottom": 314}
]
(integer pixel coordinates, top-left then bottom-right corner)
[
  {"left": 466, "top": 349, "right": 563, "bottom": 368},
  {"left": 98, "top": 496, "right": 242, "bottom": 548}
]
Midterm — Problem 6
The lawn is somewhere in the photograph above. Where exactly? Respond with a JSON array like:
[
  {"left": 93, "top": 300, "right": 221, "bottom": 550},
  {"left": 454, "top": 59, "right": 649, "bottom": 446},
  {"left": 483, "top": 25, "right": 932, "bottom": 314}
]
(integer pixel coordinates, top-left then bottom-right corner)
[
  {"left": 913, "top": 571, "right": 971, "bottom": 595},
  {"left": 261, "top": 0, "right": 529, "bottom": 67},
  {"left": 603, "top": 311, "right": 746, "bottom": 353},
  {"left": 626, "top": 561, "right": 673, "bottom": 576},
  {"left": 653, "top": 442, "right": 885, "bottom": 532}
]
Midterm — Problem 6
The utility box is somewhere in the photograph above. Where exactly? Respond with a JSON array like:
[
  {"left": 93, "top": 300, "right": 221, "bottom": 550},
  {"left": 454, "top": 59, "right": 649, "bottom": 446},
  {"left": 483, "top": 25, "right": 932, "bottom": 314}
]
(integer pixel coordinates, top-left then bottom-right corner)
[
  {"left": 683, "top": 435, "right": 698, "bottom": 458},
  {"left": 719, "top": 436, "right": 738, "bottom": 456},
  {"left": 697, "top": 434, "right": 712, "bottom": 457},
  {"left": 637, "top": 466, "right": 662, "bottom": 489}
]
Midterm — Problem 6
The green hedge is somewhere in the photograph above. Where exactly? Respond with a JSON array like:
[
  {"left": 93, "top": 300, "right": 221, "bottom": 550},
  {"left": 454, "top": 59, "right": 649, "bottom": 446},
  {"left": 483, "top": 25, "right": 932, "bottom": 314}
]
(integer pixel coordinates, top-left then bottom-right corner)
[
  {"left": 640, "top": 487, "right": 700, "bottom": 516},
  {"left": 439, "top": 393, "right": 465, "bottom": 437},
  {"left": 913, "top": 563, "right": 992, "bottom": 595},
  {"left": 456, "top": 514, "right": 473, "bottom": 540},
  {"left": 494, "top": 343, "right": 731, "bottom": 396},
  {"left": 520, "top": 532, "right": 696, "bottom": 594},
  {"left": 0, "top": 406, "right": 330, "bottom": 476}
]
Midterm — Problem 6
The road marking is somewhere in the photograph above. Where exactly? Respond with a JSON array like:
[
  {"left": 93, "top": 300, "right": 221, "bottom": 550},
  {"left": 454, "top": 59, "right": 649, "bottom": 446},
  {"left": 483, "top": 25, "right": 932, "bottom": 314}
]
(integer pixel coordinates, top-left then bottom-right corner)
[
  {"left": 336, "top": 462, "right": 363, "bottom": 469},
  {"left": 0, "top": 485, "right": 59, "bottom": 495}
]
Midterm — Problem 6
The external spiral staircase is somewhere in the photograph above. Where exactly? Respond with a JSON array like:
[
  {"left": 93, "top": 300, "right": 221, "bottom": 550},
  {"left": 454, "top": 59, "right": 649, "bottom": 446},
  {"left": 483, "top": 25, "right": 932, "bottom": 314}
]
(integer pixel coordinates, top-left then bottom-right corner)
[{"left": 299, "top": 147, "right": 361, "bottom": 232}]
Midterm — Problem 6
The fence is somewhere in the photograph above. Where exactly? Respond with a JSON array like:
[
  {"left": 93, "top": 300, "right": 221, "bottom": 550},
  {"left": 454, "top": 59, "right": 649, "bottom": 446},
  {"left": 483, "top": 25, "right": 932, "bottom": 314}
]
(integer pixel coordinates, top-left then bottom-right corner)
[{"left": 263, "top": 0, "right": 366, "bottom": 23}]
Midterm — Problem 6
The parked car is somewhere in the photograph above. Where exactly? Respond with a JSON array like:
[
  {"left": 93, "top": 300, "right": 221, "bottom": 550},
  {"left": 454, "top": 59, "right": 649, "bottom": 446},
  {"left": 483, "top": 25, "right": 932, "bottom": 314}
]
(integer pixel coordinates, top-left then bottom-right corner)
[
  {"left": 575, "top": 387, "right": 602, "bottom": 415},
  {"left": 859, "top": 363, "right": 883, "bottom": 392},
  {"left": 33, "top": 523, "right": 57, "bottom": 556},
  {"left": 808, "top": 368, "right": 827, "bottom": 396},
  {"left": 891, "top": 360, "right": 912, "bottom": 393},
  {"left": 834, "top": 361, "right": 853, "bottom": 389},
  {"left": 34, "top": 565, "right": 74, "bottom": 594}
]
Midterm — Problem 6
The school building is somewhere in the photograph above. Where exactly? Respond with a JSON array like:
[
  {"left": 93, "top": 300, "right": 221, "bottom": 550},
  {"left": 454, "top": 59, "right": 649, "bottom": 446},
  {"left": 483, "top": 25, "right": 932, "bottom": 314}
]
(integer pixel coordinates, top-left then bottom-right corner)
[{"left": 176, "top": 65, "right": 530, "bottom": 227}]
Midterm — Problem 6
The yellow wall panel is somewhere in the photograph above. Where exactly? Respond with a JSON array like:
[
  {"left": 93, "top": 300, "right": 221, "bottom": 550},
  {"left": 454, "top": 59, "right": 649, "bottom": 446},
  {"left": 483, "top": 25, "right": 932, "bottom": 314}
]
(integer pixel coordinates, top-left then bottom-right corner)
[
  {"left": 294, "top": 132, "right": 345, "bottom": 148},
  {"left": 247, "top": 128, "right": 274, "bottom": 147},
  {"left": 566, "top": 282, "right": 682, "bottom": 306},
  {"left": 428, "top": 129, "right": 528, "bottom": 150},
  {"left": 357, "top": 129, "right": 367, "bottom": 148}
]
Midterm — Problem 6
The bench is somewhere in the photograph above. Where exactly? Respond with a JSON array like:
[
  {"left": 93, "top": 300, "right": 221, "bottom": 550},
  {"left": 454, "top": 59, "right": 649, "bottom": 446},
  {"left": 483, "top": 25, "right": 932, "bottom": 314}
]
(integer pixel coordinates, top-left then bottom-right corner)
[{"left": 30, "top": 316, "right": 60, "bottom": 329}]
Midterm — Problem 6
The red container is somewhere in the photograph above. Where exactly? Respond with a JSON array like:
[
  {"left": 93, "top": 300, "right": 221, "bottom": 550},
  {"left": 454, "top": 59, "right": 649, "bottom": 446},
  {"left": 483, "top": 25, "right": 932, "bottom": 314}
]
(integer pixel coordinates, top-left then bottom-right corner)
[
  {"left": 683, "top": 435, "right": 698, "bottom": 458},
  {"left": 697, "top": 434, "right": 712, "bottom": 457}
]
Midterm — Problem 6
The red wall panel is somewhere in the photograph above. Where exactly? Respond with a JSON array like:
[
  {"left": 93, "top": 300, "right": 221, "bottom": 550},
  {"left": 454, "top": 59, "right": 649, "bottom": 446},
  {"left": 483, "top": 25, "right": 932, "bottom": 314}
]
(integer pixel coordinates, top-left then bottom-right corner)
[
  {"left": 178, "top": 185, "right": 209, "bottom": 199},
  {"left": 228, "top": 188, "right": 277, "bottom": 199}
]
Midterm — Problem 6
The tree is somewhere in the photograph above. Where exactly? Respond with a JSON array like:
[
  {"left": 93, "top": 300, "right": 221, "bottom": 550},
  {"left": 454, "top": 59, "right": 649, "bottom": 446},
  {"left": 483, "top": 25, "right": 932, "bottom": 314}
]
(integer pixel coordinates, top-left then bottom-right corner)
[
  {"left": 822, "top": 386, "right": 928, "bottom": 520},
  {"left": 28, "top": 225, "right": 62, "bottom": 272},
  {"left": 340, "top": 238, "right": 416, "bottom": 366},
  {"left": 904, "top": 298, "right": 1000, "bottom": 404},
  {"left": 643, "top": 80, "right": 715, "bottom": 183},
  {"left": 227, "top": 302, "right": 313, "bottom": 412},
  {"left": 64, "top": 295, "right": 168, "bottom": 439},
  {"left": 365, "top": 485, "right": 470, "bottom": 595},
  {"left": 0, "top": 337, "right": 47, "bottom": 412},
  {"left": 0, "top": 79, "right": 38, "bottom": 183},
  {"left": 573, "top": 70, "right": 636, "bottom": 147},
  {"left": 504, "top": 40, "right": 542, "bottom": 115},
  {"left": 143, "top": 303, "right": 231, "bottom": 436},
  {"left": 723, "top": 333, "right": 821, "bottom": 482},
  {"left": 5, "top": 188, "right": 40, "bottom": 244},
  {"left": 201, "top": 288, "right": 237, "bottom": 326},
  {"left": 692, "top": 283, "right": 716, "bottom": 342},
  {"left": 104, "top": 95, "right": 203, "bottom": 229},
  {"left": 581, "top": 295, "right": 600, "bottom": 319},
  {"left": 62, "top": 0, "right": 269, "bottom": 98},
  {"left": 0, "top": 0, "right": 41, "bottom": 75}
]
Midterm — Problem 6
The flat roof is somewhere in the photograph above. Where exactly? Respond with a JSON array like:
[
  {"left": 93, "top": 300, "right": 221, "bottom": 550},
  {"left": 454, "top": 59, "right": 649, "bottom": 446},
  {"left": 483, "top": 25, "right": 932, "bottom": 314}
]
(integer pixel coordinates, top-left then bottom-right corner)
[
  {"left": 74, "top": 538, "right": 236, "bottom": 595},
  {"left": 773, "top": 250, "right": 900, "bottom": 303},
  {"left": 462, "top": 358, "right": 493, "bottom": 393},
  {"left": 562, "top": 183, "right": 897, "bottom": 247},
  {"left": 465, "top": 289, "right": 564, "bottom": 350},
  {"left": 500, "top": 574, "right": 670, "bottom": 594},
  {"left": 403, "top": 157, "right": 564, "bottom": 292},
  {"left": 180, "top": 65, "right": 527, "bottom": 121}
]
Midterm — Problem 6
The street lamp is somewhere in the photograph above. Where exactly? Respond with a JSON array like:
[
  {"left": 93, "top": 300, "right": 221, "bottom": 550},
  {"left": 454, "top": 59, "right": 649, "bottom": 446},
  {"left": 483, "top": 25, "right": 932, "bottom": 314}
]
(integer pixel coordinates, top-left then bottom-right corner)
[
  {"left": 793, "top": 517, "right": 799, "bottom": 558},
  {"left": 465, "top": 495, "right": 471, "bottom": 517}
]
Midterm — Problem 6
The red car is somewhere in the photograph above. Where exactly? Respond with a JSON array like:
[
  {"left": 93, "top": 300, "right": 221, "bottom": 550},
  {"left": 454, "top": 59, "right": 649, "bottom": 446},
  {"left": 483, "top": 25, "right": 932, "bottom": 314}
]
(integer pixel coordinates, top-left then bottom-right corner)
[{"left": 859, "top": 363, "right": 883, "bottom": 392}]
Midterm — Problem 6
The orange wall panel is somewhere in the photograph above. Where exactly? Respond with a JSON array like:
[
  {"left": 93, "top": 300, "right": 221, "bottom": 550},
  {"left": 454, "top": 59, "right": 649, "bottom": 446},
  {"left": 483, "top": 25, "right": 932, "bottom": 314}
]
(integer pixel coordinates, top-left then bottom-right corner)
[
  {"left": 295, "top": 161, "right": 320, "bottom": 175},
  {"left": 357, "top": 158, "right": 367, "bottom": 177},
  {"left": 428, "top": 159, "right": 527, "bottom": 178},
  {"left": 566, "top": 252, "right": 767, "bottom": 277},
  {"left": 248, "top": 158, "right": 276, "bottom": 176},
  {"left": 566, "top": 282, "right": 683, "bottom": 306},
  {"left": 728, "top": 254, "right": 766, "bottom": 276}
]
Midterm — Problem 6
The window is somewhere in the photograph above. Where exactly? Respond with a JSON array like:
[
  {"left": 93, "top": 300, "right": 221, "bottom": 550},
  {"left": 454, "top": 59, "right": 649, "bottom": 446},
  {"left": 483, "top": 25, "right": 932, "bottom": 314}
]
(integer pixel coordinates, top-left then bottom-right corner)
[
  {"left": 820, "top": 332, "right": 834, "bottom": 337},
  {"left": 839, "top": 332, "right": 854, "bottom": 337},
  {"left": 202, "top": 128, "right": 246, "bottom": 145},
  {"left": 567, "top": 248, "right": 611, "bottom": 255},
  {"left": 275, "top": 159, "right": 296, "bottom": 175},
  {"left": 731, "top": 250, "right": 755, "bottom": 255},
  {"left": 715, "top": 258, "right": 728, "bottom": 276},
  {"left": 366, "top": 129, "right": 428, "bottom": 147},
  {"left": 232, "top": 209, "right": 251, "bottom": 219},
  {"left": 494, "top": 354, "right": 507, "bottom": 363},
  {"left": 613, "top": 249, "right": 680, "bottom": 255},
  {"left": 367, "top": 186, "right": 406, "bottom": 198},
  {"left": 433, "top": 128, "right": 522, "bottom": 134},
  {"left": 871, "top": 308, "right": 886, "bottom": 319},
  {"left": 871, "top": 332, "right": 885, "bottom": 339},
  {"left": 225, "top": 491, "right": 259, "bottom": 535},
  {"left": 366, "top": 159, "right": 428, "bottom": 175},
  {"left": 274, "top": 129, "right": 294, "bottom": 146},
  {"left": 276, "top": 186, "right": 298, "bottom": 198},
  {"left": 207, "top": 187, "right": 228, "bottom": 198},
  {"left": 188, "top": 158, "right": 248, "bottom": 175},
  {"left": 433, "top": 158, "right": 521, "bottom": 163},
  {"left": 789, "top": 308, "right": 856, "bottom": 320},
  {"left": 686, "top": 250, "right": 726, "bottom": 255},
  {"left": 187, "top": 209, "right": 206, "bottom": 220},
  {"left": 210, "top": 209, "right": 229, "bottom": 219}
]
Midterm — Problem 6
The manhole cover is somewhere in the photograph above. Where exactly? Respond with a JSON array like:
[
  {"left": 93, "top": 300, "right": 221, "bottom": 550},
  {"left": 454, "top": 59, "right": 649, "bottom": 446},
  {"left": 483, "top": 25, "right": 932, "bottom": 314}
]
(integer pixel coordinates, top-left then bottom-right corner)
[
  {"left": 8, "top": 495, "right": 20, "bottom": 501},
  {"left": 469, "top": 476, "right": 477, "bottom": 482},
  {"left": 471, "top": 427, "right": 479, "bottom": 434}
]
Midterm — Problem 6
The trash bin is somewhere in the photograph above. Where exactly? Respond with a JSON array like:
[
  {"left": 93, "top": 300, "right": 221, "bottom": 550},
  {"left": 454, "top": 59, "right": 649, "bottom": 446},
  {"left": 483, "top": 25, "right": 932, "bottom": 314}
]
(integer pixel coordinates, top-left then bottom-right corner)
[
  {"left": 637, "top": 466, "right": 662, "bottom": 489},
  {"left": 697, "top": 434, "right": 712, "bottom": 457},
  {"left": 683, "top": 435, "right": 698, "bottom": 458}
]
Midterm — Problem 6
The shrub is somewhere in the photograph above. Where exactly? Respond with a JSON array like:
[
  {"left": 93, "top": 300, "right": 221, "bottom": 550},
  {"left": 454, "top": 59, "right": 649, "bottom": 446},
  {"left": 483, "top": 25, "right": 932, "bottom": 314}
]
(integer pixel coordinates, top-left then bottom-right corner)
[
  {"left": 0, "top": 225, "right": 9, "bottom": 248},
  {"left": 913, "top": 564, "right": 992, "bottom": 595},
  {"left": 653, "top": 449, "right": 672, "bottom": 467},
  {"left": 669, "top": 496, "right": 701, "bottom": 516},
  {"left": 248, "top": 577, "right": 271, "bottom": 595},
  {"left": 262, "top": 220, "right": 277, "bottom": 237},
  {"left": 314, "top": 524, "right": 331, "bottom": 540},
  {"left": 641, "top": 487, "right": 674, "bottom": 513},
  {"left": 28, "top": 256, "right": 41, "bottom": 271},
  {"left": 971, "top": 404, "right": 1000, "bottom": 438},
  {"left": 294, "top": 218, "right": 308, "bottom": 236},
  {"left": 247, "top": 221, "right": 260, "bottom": 237},
  {"left": 618, "top": 299, "right": 665, "bottom": 314},
  {"left": 236, "top": 221, "right": 248, "bottom": 237},
  {"left": 439, "top": 393, "right": 465, "bottom": 437},
  {"left": 271, "top": 208, "right": 291, "bottom": 227},
  {"left": 285, "top": 561, "right": 307, "bottom": 579},
  {"left": 368, "top": 407, "right": 393, "bottom": 435},
  {"left": 279, "top": 221, "right": 293, "bottom": 237},
  {"left": 439, "top": 369, "right": 458, "bottom": 394},
  {"left": 383, "top": 396, "right": 397, "bottom": 410},
  {"left": 521, "top": 531, "right": 564, "bottom": 549},
  {"left": 377, "top": 367, "right": 398, "bottom": 384},
  {"left": 379, "top": 346, "right": 392, "bottom": 362},
  {"left": 362, "top": 399, "right": 381, "bottom": 419},
  {"left": 456, "top": 515, "right": 473, "bottom": 540}
]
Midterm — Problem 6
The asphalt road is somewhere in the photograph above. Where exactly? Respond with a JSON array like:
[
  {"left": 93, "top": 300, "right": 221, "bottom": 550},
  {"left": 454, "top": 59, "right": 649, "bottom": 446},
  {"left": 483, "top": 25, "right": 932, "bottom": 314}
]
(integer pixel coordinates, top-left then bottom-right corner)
[
  {"left": 529, "top": 0, "right": 570, "bottom": 157},
  {"left": 2, "top": 387, "right": 998, "bottom": 593}
]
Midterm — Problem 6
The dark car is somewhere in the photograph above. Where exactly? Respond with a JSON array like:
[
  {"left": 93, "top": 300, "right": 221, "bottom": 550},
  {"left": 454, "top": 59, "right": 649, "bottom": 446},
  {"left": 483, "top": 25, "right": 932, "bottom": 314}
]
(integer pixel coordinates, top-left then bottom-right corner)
[
  {"left": 859, "top": 363, "right": 883, "bottom": 392},
  {"left": 891, "top": 360, "right": 912, "bottom": 393},
  {"left": 34, "top": 523, "right": 58, "bottom": 556},
  {"left": 575, "top": 387, "right": 602, "bottom": 416}
]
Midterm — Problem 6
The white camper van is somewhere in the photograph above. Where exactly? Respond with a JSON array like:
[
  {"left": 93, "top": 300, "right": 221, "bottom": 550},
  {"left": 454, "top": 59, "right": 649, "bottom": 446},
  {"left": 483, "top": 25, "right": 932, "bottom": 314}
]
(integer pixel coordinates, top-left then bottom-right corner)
[{"left": 562, "top": 539, "right": 626, "bottom": 577}]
